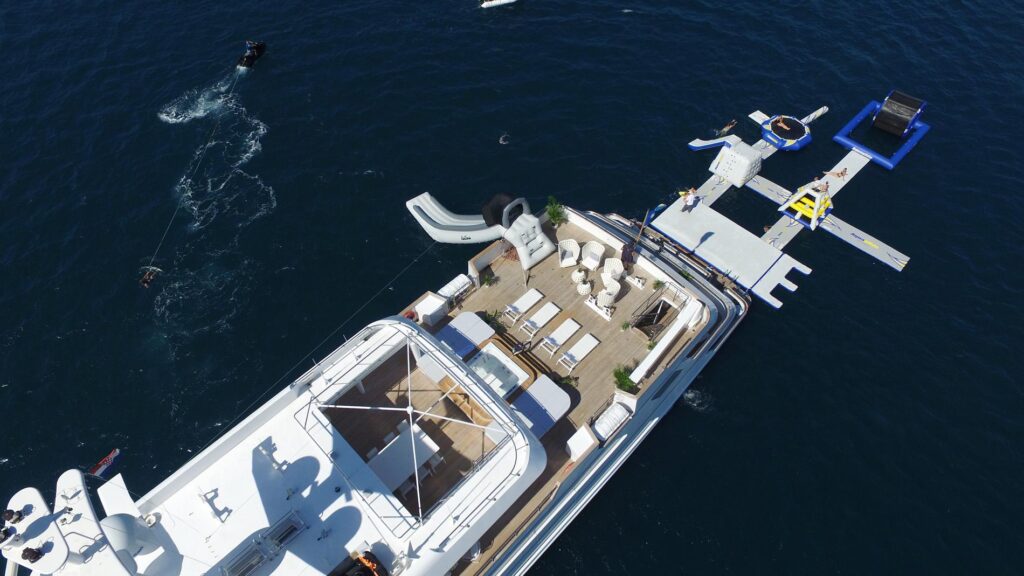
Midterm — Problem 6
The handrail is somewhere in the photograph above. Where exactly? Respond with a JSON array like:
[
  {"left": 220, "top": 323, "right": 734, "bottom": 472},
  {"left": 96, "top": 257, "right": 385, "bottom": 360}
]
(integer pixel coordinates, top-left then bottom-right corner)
[
  {"left": 297, "top": 320, "right": 533, "bottom": 544},
  {"left": 476, "top": 480, "right": 563, "bottom": 574},
  {"left": 630, "top": 285, "right": 667, "bottom": 324}
]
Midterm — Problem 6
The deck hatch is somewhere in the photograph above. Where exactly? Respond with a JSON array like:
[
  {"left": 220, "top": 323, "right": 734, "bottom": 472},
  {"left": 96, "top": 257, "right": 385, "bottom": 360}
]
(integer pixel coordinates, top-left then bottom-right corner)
[
  {"left": 222, "top": 546, "right": 267, "bottom": 576},
  {"left": 264, "top": 512, "right": 305, "bottom": 551}
]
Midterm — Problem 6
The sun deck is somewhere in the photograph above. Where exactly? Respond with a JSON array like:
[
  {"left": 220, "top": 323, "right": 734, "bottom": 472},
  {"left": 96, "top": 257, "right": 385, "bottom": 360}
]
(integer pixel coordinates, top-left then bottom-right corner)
[{"left": 403, "top": 217, "right": 711, "bottom": 574}]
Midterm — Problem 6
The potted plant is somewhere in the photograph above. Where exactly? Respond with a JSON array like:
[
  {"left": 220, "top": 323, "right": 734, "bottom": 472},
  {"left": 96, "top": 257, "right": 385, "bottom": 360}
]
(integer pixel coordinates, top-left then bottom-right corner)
[
  {"left": 613, "top": 366, "right": 639, "bottom": 394},
  {"left": 546, "top": 196, "right": 568, "bottom": 227}
]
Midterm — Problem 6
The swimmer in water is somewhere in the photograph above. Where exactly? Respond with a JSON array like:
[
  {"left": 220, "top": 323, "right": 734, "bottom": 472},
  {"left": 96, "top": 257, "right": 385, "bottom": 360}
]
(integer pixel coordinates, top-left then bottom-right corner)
[
  {"left": 714, "top": 119, "right": 737, "bottom": 137},
  {"left": 139, "top": 268, "right": 160, "bottom": 289},
  {"left": 499, "top": 133, "right": 510, "bottom": 145}
]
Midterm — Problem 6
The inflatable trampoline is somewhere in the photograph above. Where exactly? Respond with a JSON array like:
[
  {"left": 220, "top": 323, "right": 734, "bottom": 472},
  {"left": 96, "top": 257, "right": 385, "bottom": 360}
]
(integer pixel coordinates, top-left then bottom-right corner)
[{"left": 761, "top": 115, "right": 812, "bottom": 151}]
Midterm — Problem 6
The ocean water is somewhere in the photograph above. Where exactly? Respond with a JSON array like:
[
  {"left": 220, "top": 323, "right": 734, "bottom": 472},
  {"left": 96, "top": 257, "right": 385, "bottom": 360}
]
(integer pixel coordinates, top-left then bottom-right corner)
[{"left": 1, "top": 1, "right": 1023, "bottom": 573}]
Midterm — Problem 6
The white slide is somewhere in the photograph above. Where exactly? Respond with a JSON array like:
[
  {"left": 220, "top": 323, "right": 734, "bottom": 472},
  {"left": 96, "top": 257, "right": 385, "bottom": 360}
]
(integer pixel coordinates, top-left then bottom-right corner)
[{"left": 406, "top": 192, "right": 505, "bottom": 244}]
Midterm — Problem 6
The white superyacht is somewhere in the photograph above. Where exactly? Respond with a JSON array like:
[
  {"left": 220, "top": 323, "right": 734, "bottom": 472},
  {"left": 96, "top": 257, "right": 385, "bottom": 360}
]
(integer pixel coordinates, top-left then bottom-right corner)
[{"left": 1, "top": 93, "right": 928, "bottom": 576}]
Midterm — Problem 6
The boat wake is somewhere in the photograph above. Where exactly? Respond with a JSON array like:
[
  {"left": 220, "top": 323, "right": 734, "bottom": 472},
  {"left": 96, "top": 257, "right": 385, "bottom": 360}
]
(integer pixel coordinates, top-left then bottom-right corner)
[
  {"left": 683, "top": 387, "right": 713, "bottom": 412},
  {"left": 157, "top": 73, "right": 236, "bottom": 124},
  {"left": 152, "top": 72, "right": 275, "bottom": 347}
]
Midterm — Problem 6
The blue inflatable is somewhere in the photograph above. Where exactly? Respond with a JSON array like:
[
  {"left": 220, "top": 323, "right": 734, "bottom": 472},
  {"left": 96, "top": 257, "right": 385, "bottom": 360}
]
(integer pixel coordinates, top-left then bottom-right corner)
[{"left": 832, "top": 91, "right": 930, "bottom": 170}]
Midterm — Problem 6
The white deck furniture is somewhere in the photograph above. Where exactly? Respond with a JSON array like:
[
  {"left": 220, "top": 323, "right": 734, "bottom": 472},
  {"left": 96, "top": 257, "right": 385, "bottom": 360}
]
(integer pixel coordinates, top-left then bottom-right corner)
[
  {"left": 449, "top": 311, "right": 496, "bottom": 345},
  {"left": 415, "top": 292, "right": 448, "bottom": 327},
  {"left": 518, "top": 302, "right": 561, "bottom": 339},
  {"left": 438, "top": 273, "right": 473, "bottom": 303},
  {"left": 368, "top": 423, "right": 441, "bottom": 491},
  {"left": 539, "top": 318, "right": 581, "bottom": 357},
  {"left": 602, "top": 257, "right": 624, "bottom": 280},
  {"left": 580, "top": 241, "right": 605, "bottom": 271},
  {"left": 558, "top": 239, "right": 580, "bottom": 268},
  {"left": 503, "top": 288, "right": 543, "bottom": 324},
  {"left": 597, "top": 278, "right": 621, "bottom": 308},
  {"left": 592, "top": 400, "right": 633, "bottom": 443},
  {"left": 576, "top": 281, "right": 592, "bottom": 296},
  {"left": 557, "top": 333, "right": 600, "bottom": 372},
  {"left": 570, "top": 268, "right": 586, "bottom": 284},
  {"left": 509, "top": 375, "right": 571, "bottom": 437},
  {"left": 566, "top": 426, "right": 598, "bottom": 462}
]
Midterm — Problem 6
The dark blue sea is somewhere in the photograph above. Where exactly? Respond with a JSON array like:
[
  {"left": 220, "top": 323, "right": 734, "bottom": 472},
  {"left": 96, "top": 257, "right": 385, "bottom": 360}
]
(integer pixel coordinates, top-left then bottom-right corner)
[{"left": 2, "top": 1, "right": 1023, "bottom": 573}]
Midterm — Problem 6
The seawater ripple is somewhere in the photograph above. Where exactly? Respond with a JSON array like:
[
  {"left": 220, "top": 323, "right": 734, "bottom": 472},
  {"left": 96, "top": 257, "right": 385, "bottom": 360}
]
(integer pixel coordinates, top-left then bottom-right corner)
[{"left": 0, "top": 1, "right": 1022, "bottom": 574}]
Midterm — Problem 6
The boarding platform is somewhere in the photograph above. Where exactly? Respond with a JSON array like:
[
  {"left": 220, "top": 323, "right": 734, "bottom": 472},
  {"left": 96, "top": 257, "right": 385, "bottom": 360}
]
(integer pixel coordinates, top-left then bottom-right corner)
[{"left": 651, "top": 204, "right": 809, "bottom": 308}]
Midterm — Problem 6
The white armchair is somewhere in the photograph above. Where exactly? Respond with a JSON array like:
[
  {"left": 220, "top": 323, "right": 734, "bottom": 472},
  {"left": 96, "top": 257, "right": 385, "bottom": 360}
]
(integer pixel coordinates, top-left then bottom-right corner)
[
  {"left": 580, "top": 241, "right": 605, "bottom": 271},
  {"left": 558, "top": 239, "right": 581, "bottom": 268},
  {"left": 602, "top": 257, "right": 624, "bottom": 280},
  {"left": 597, "top": 278, "right": 622, "bottom": 308}
]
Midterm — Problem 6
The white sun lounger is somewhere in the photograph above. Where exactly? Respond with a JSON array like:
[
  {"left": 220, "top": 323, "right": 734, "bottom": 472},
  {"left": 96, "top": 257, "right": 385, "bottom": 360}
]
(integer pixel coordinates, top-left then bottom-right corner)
[
  {"left": 518, "top": 302, "right": 561, "bottom": 339},
  {"left": 539, "top": 318, "right": 581, "bottom": 357},
  {"left": 503, "top": 288, "right": 543, "bottom": 324},
  {"left": 557, "top": 333, "right": 600, "bottom": 372}
]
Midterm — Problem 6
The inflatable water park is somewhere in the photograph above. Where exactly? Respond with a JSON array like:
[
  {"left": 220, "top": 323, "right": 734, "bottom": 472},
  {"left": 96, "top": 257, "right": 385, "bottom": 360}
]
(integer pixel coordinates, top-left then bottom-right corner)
[{"left": 408, "top": 90, "right": 929, "bottom": 309}]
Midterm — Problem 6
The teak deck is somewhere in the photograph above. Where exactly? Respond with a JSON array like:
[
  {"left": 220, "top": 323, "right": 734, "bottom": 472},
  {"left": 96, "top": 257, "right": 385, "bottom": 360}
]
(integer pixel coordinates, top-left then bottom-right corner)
[
  {"left": 447, "top": 222, "right": 704, "bottom": 574},
  {"left": 330, "top": 221, "right": 703, "bottom": 573}
]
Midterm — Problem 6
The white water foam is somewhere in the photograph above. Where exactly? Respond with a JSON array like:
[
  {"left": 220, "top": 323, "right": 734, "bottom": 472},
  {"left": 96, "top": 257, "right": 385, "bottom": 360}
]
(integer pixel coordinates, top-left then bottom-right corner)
[
  {"left": 153, "top": 73, "right": 276, "bottom": 344},
  {"left": 157, "top": 73, "right": 235, "bottom": 124},
  {"left": 683, "top": 388, "right": 713, "bottom": 412}
]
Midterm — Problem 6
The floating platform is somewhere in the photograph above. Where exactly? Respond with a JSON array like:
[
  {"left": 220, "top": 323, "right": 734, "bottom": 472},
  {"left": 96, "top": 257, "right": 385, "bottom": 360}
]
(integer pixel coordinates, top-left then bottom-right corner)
[
  {"left": 651, "top": 204, "right": 810, "bottom": 308},
  {"left": 652, "top": 92, "right": 926, "bottom": 308}
]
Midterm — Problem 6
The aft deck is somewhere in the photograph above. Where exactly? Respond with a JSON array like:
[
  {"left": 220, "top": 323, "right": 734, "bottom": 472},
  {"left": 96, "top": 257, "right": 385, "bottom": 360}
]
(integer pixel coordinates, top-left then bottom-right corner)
[{"left": 415, "top": 219, "right": 707, "bottom": 574}]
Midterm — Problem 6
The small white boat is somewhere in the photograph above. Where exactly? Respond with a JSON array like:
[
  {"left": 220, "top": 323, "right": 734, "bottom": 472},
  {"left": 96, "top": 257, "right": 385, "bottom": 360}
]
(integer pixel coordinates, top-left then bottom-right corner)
[{"left": 481, "top": 0, "right": 518, "bottom": 8}]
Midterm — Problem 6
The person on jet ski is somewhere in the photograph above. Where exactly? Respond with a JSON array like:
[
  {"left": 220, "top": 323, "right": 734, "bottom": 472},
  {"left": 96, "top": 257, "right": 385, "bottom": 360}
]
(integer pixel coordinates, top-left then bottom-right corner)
[{"left": 244, "top": 40, "right": 259, "bottom": 57}]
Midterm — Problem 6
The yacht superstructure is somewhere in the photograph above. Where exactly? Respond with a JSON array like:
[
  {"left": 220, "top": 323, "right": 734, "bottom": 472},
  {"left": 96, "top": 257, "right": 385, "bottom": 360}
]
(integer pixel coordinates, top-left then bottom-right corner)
[{"left": 1, "top": 93, "right": 928, "bottom": 576}]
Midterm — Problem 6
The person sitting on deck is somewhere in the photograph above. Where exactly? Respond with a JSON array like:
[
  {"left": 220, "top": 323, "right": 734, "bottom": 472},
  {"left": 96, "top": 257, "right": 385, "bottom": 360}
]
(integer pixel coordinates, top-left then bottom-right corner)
[
  {"left": 0, "top": 526, "right": 12, "bottom": 545},
  {"left": 3, "top": 509, "right": 23, "bottom": 524},
  {"left": 811, "top": 179, "right": 830, "bottom": 194},
  {"left": 679, "top": 187, "right": 699, "bottom": 210}
]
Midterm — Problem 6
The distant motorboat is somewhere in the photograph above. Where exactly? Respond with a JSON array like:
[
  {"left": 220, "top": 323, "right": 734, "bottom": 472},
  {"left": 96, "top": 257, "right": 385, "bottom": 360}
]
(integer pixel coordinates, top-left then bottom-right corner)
[{"left": 481, "top": 0, "right": 518, "bottom": 8}]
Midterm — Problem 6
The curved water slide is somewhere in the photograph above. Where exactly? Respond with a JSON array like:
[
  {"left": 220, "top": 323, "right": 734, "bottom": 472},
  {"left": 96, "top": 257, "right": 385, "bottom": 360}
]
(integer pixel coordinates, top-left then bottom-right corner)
[
  {"left": 406, "top": 192, "right": 506, "bottom": 244},
  {"left": 407, "top": 192, "right": 556, "bottom": 270}
]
